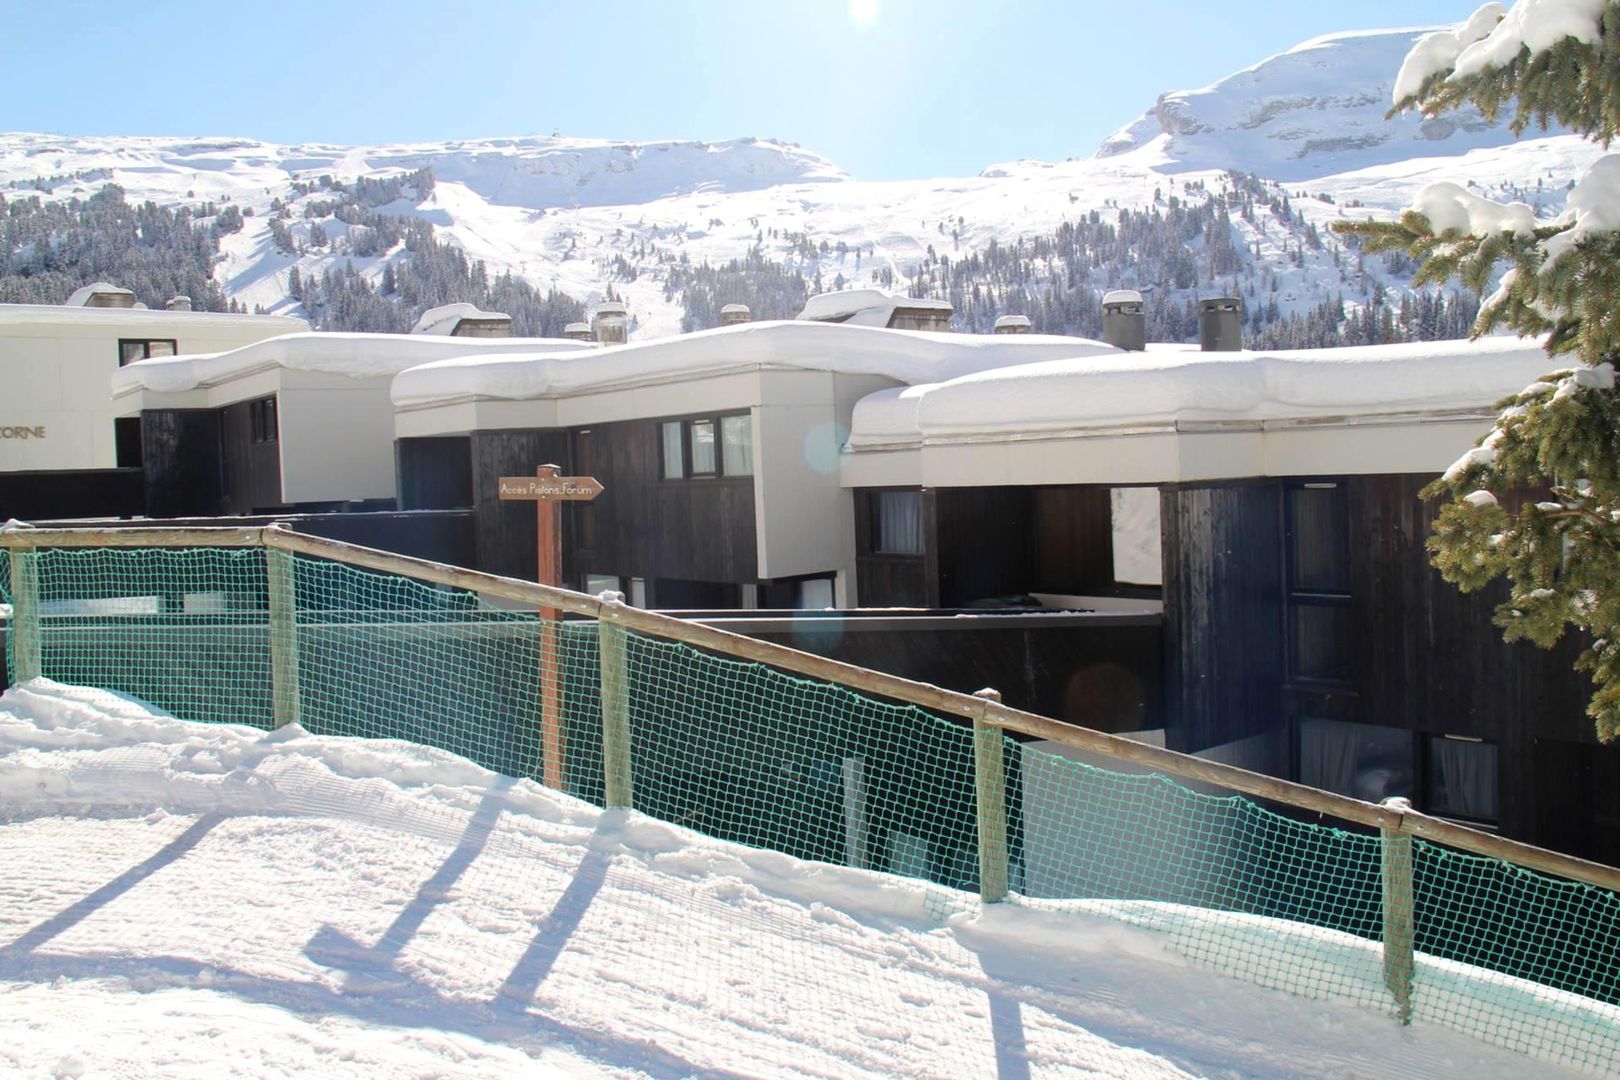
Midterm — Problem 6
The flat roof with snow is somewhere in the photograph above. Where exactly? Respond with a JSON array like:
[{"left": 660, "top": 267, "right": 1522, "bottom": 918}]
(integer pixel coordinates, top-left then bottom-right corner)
[
  {"left": 842, "top": 336, "right": 1560, "bottom": 487},
  {"left": 389, "top": 319, "right": 1121, "bottom": 438},
  {"left": 112, "top": 330, "right": 596, "bottom": 408}
]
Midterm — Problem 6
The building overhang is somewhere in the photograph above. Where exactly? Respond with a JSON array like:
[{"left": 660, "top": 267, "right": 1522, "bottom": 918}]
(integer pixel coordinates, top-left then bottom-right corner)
[{"left": 840, "top": 408, "right": 1503, "bottom": 487}]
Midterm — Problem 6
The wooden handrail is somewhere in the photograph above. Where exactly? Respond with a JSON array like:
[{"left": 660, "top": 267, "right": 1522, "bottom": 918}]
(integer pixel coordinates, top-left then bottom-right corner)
[
  {"left": 7, "top": 521, "right": 1620, "bottom": 896},
  {"left": 0, "top": 526, "right": 265, "bottom": 548}
]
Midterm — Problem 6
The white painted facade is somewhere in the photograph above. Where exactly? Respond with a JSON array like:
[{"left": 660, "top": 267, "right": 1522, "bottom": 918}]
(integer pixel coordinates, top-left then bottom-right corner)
[
  {"left": 0, "top": 304, "right": 304, "bottom": 473},
  {"left": 112, "top": 331, "right": 593, "bottom": 506}
]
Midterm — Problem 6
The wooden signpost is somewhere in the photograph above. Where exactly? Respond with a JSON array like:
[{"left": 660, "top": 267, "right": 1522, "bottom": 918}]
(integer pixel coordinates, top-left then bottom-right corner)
[{"left": 499, "top": 464, "right": 604, "bottom": 790}]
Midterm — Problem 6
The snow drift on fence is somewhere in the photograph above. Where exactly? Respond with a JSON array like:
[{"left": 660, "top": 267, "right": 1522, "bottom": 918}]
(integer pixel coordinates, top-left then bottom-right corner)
[{"left": 0, "top": 679, "right": 1601, "bottom": 1079}]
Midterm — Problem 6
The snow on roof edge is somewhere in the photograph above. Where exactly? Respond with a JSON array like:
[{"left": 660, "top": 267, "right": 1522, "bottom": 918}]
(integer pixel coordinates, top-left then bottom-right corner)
[
  {"left": 389, "top": 320, "right": 1120, "bottom": 409},
  {"left": 112, "top": 331, "right": 595, "bottom": 396},
  {"left": 849, "top": 335, "right": 1560, "bottom": 447}
]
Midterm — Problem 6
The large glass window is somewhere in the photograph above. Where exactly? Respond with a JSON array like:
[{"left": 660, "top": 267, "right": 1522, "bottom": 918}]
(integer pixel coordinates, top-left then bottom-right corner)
[
  {"left": 118, "top": 338, "right": 177, "bottom": 366},
  {"left": 873, "top": 490, "right": 924, "bottom": 555},
  {"left": 721, "top": 414, "right": 754, "bottom": 476},
  {"left": 1299, "top": 717, "right": 1413, "bottom": 804}
]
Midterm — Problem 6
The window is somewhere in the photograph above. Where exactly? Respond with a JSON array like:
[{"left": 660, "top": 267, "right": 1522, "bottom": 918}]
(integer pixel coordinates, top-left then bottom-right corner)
[
  {"left": 872, "top": 490, "right": 924, "bottom": 555},
  {"left": 574, "top": 428, "right": 598, "bottom": 550},
  {"left": 585, "top": 573, "right": 622, "bottom": 597},
  {"left": 721, "top": 415, "right": 754, "bottom": 476},
  {"left": 114, "top": 417, "right": 143, "bottom": 469},
  {"left": 628, "top": 578, "right": 647, "bottom": 608},
  {"left": 1286, "top": 482, "right": 1350, "bottom": 683},
  {"left": 660, "top": 413, "right": 752, "bottom": 480},
  {"left": 249, "top": 397, "right": 277, "bottom": 443},
  {"left": 118, "top": 338, "right": 177, "bottom": 366},
  {"left": 661, "top": 422, "right": 685, "bottom": 480},
  {"left": 1299, "top": 718, "right": 1413, "bottom": 804},
  {"left": 1427, "top": 735, "right": 1499, "bottom": 823},
  {"left": 690, "top": 419, "right": 717, "bottom": 475},
  {"left": 797, "top": 577, "right": 836, "bottom": 609}
]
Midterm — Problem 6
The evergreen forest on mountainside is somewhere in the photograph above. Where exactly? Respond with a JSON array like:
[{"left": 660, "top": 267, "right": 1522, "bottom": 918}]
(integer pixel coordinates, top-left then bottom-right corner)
[{"left": 1, "top": 168, "right": 1481, "bottom": 349}]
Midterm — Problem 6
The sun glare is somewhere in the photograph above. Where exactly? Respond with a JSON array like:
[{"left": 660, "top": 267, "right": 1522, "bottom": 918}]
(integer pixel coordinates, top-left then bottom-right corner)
[{"left": 849, "top": 0, "right": 878, "bottom": 25}]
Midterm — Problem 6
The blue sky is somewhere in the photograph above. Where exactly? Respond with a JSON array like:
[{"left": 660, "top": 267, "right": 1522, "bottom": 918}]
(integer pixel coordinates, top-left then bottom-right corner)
[{"left": 5, "top": 0, "right": 1473, "bottom": 180}]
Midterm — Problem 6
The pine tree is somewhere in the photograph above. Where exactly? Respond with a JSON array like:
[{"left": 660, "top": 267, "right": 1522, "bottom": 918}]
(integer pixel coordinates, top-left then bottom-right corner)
[{"left": 1337, "top": 3, "right": 1620, "bottom": 738}]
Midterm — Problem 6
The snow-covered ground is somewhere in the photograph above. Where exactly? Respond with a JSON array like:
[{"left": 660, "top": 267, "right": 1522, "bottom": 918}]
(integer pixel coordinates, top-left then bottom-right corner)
[{"left": 0, "top": 679, "right": 1599, "bottom": 1078}]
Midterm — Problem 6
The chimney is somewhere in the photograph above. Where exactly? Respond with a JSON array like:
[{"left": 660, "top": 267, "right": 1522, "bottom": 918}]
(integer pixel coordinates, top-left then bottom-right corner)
[
  {"left": 65, "top": 282, "right": 136, "bottom": 309},
  {"left": 887, "top": 298, "right": 953, "bottom": 332},
  {"left": 1198, "top": 297, "right": 1244, "bottom": 352},
  {"left": 563, "top": 322, "right": 593, "bottom": 341},
  {"left": 1101, "top": 290, "right": 1146, "bottom": 351},
  {"left": 450, "top": 314, "right": 511, "bottom": 338},
  {"left": 592, "top": 302, "right": 629, "bottom": 345},
  {"left": 719, "top": 303, "right": 751, "bottom": 326},
  {"left": 993, "top": 315, "right": 1030, "bottom": 334},
  {"left": 165, "top": 295, "right": 192, "bottom": 312}
]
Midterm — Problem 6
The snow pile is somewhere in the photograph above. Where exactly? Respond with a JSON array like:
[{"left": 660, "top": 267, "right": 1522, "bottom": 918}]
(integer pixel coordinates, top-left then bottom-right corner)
[
  {"left": 1394, "top": 1, "right": 1609, "bottom": 103},
  {"left": 1410, "top": 180, "right": 1538, "bottom": 235},
  {"left": 849, "top": 336, "right": 1554, "bottom": 446},
  {"left": 390, "top": 320, "right": 1118, "bottom": 409},
  {"left": 0, "top": 678, "right": 1599, "bottom": 1078},
  {"left": 1453, "top": 0, "right": 1610, "bottom": 79},
  {"left": 1393, "top": 4, "right": 1506, "bottom": 103},
  {"left": 797, "top": 289, "right": 953, "bottom": 328},
  {"left": 1542, "top": 154, "right": 1620, "bottom": 263},
  {"left": 112, "top": 331, "right": 595, "bottom": 396}
]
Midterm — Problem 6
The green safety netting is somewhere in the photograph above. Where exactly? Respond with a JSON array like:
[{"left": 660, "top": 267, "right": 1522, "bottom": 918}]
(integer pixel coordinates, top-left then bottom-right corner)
[{"left": 2, "top": 544, "right": 1616, "bottom": 1072}]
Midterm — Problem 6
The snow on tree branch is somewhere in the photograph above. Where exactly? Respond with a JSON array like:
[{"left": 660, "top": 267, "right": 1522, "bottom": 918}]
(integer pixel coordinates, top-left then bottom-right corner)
[{"left": 1344, "top": 0, "right": 1620, "bottom": 739}]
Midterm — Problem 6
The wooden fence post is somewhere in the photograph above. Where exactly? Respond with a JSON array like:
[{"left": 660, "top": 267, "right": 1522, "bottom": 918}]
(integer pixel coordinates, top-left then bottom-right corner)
[
  {"left": 598, "top": 593, "right": 634, "bottom": 809},
  {"left": 842, "top": 756, "right": 870, "bottom": 870},
  {"left": 1380, "top": 797, "right": 1416, "bottom": 1024},
  {"left": 7, "top": 545, "right": 41, "bottom": 682},
  {"left": 265, "top": 545, "right": 301, "bottom": 729},
  {"left": 974, "top": 687, "right": 1010, "bottom": 903}
]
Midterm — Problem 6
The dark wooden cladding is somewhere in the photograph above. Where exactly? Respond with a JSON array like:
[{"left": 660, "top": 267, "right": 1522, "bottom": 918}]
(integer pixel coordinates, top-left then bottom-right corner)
[
  {"left": 0, "top": 468, "right": 143, "bottom": 521},
  {"left": 1162, "top": 474, "right": 1603, "bottom": 857},
  {"left": 563, "top": 417, "right": 756, "bottom": 586},
  {"left": 218, "top": 399, "right": 283, "bottom": 514},
  {"left": 732, "top": 617, "right": 1162, "bottom": 733},
  {"left": 934, "top": 487, "right": 1033, "bottom": 606},
  {"left": 397, "top": 436, "right": 473, "bottom": 510},
  {"left": 1348, "top": 473, "right": 1594, "bottom": 842},
  {"left": 141, "top": 409, "right": 223, "bottom": 517},
  {"left": 854, "top": 486, "right": 934, "bottom": 607},
  {"left": 854, "top": 485, "right": 1121, "bottom": 607},
  {"left": 470, "top": 428, "right": 570, "bottom": 581},
  {"left": 1030, "top": 486, "right": 1115, "bottom": 594},
  {"left": 1160, "top": 483, "right": 1285, "bottom": 754}
]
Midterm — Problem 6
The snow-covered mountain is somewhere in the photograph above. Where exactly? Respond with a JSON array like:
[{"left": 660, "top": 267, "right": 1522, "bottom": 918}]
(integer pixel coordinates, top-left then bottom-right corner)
[
  {"left": 0, "top": 23, "right": 1602, "bottom": 340},
  {"left": 1094, "top": 26, "right": 1547, "bottom": 179}
]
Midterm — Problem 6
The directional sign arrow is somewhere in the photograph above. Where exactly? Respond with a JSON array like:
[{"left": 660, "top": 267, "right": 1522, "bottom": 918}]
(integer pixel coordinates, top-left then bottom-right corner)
[{"left": 497, "top": 475, "right": 604, "bottom": 501}]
